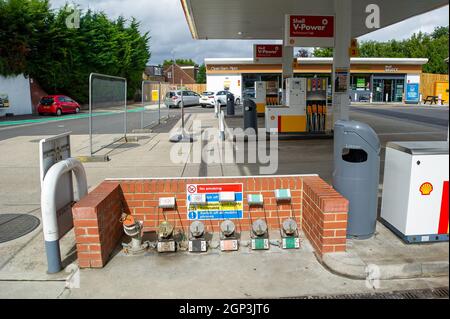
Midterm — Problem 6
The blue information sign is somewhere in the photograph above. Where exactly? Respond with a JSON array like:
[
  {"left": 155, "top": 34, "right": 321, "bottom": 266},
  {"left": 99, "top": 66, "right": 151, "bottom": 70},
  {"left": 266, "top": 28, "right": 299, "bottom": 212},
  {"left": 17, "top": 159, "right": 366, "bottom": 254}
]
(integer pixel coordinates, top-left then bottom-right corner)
[{"left": 405, "top": 83, "right": 420, "bottom": 104}]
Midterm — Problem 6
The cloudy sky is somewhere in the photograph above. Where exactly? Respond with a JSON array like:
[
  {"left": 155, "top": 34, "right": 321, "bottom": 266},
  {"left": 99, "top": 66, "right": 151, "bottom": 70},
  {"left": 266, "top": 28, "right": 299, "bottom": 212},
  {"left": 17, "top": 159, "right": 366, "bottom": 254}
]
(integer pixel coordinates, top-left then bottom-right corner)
[{"left": 50, "top": 0, "right": 449, "bottom": 65}]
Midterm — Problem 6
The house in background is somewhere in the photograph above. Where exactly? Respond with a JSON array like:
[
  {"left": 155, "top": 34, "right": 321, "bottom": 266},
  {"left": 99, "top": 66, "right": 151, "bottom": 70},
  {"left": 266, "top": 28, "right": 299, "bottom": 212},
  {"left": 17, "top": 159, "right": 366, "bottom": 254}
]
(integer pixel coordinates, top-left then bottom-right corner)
[
  {"left": 163, "top": 64, "right": 198, "bottom": 84},
  {"left": 143, "top": 65, "right": 165, "bottom": 82}
]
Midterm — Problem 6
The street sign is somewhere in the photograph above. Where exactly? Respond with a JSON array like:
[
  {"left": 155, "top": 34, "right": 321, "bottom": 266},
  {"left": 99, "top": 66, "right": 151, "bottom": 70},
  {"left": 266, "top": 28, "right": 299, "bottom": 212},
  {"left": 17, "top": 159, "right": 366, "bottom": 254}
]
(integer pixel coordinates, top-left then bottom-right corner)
[
  {"left": 39, "top": 132, "right": 74, "bottom": 238},
  {"left": 186, "top": 183, "right": 244, "bottom": 220},
  {"left": 285, "top": 15, "right": 335, "bottom": 47}
]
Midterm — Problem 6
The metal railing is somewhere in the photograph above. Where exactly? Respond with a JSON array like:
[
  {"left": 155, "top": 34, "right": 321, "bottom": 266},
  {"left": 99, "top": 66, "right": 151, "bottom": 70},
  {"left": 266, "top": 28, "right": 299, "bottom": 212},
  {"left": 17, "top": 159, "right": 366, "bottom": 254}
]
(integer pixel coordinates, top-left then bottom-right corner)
[{"left": 89, "top": 73, "right": 127, "bottom": 156}]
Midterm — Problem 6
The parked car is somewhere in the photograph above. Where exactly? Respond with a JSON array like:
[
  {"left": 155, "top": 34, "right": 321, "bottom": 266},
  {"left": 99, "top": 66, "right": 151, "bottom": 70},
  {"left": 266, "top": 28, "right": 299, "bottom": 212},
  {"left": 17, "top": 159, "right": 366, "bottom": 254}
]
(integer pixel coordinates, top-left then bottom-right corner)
[
  {"left": 200, "top": 91, "right": 216, "bottom": 108},
  {"left": 37, "top": 95, "right": 80, "bottom": 116},
  {"left": 242, "top": 88, "right": 255, "bottom": 99},
  {"left": 215, "top": 91, "right": 241, "bottom": 106},
  {"left": 165, "top": 90, "right": 200, "bottom": 108}
]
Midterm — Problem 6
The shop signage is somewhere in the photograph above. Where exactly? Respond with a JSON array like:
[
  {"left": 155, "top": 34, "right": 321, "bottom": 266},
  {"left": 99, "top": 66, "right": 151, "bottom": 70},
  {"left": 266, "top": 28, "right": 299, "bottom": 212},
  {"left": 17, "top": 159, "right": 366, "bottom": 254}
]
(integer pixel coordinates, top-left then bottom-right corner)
[
  {"left": 0, "top": 93, "right": 10, "bottom": 108},
  {"left": 186, "top": 183, "right": 244, "bottom": 220},
  {"left": 334, "top": 68, "right": 349, "bottom": 93},
  {"left": 385, "top": 65, "right": 399, "bottom": 73},
  {"left": 255, "top": 45, "right": 282, "bottom": 58},
  {"left": 254, "top": 44, "right": 283, "bottom": 64},
  {"left": 210, "top": 66, "right": 239, "bottom": 71},
  {"left": 285, "top": 15, "right": 334, "bottom": 47}
]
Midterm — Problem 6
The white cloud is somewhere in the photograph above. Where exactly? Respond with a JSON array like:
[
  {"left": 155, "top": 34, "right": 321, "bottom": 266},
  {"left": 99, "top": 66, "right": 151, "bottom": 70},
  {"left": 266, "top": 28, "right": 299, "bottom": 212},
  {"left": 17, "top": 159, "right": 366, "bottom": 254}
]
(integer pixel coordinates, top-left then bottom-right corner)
[{"left": 50, "top": 1, "right": 449, "bottom": 65}]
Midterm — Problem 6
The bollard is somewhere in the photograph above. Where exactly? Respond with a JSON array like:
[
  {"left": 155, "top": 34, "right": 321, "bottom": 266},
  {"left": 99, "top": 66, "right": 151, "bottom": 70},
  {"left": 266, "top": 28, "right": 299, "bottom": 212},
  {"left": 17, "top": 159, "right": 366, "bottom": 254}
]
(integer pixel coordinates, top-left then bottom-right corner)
[{"left": 219, "top": 110, "right": 225, "bottom": 141}]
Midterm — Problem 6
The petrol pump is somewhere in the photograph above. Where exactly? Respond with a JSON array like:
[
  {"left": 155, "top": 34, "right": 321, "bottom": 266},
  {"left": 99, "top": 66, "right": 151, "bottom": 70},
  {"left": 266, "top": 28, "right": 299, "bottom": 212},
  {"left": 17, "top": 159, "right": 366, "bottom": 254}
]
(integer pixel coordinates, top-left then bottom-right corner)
[
  {"left": 254, "top": 81, "right": 280, "bottom": 116},
  {"left": 265, "top": 77, "right": 330, "bottom": 135}
]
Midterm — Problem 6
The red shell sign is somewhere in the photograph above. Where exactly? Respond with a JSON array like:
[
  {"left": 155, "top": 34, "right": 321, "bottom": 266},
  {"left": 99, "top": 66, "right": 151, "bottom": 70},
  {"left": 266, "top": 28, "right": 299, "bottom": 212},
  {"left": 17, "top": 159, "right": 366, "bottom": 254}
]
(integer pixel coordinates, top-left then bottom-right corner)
[
  {"left": 289, "top": 15, "right": 334, "bottom": 38},
  {"left": 255, "top": 45, "right": 283, "bottom": 58}
]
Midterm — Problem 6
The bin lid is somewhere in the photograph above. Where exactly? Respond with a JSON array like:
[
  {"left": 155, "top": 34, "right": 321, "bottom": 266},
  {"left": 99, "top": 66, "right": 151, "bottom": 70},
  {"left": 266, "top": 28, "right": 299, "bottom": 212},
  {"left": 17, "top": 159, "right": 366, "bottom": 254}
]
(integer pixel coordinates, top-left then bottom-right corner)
[
  {"left": 335, "top": 120, "right": 380, "bottom": 151},
  {"left": 387, "top": 141, "right": 449, "bottom": 155}
]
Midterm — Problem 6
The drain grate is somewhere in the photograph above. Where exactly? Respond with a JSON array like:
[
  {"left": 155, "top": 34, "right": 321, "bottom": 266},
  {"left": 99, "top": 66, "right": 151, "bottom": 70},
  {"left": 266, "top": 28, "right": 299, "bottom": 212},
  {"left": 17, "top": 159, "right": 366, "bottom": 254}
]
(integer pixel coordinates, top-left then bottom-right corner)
[
  {"left": 0, "top": 214, "right": 41, "bottom": 243},
  {"left": 283, "top": 288, "right": 449, "bottom": 299}
]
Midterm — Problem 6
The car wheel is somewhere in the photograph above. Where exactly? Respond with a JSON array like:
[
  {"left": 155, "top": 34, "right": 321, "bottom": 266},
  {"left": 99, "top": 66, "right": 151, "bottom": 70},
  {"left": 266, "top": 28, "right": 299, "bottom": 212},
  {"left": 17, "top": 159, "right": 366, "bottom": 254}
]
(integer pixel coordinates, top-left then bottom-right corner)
[
  {"left": 56, "top": 109, "right": 62, "bottom": 116},
  {"left": 177, "top": 102, "right": 182, "bottom": 108},
  {"left": 75, "top": 107, "right": 80, "bottom": 114},
  {"left": 236, "top": 98, "right": 240, "bottom": 105},
  {"left": 38, "top": 113, "right": 44, "bottom": 116}
]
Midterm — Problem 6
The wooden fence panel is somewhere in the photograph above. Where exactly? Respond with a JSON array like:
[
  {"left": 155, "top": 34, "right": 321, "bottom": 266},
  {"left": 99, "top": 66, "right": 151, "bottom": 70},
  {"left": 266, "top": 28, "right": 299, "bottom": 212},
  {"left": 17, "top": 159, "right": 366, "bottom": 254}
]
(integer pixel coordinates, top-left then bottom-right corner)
[{"left": 420, "top": 73, "right": 449, "bottom": 99}]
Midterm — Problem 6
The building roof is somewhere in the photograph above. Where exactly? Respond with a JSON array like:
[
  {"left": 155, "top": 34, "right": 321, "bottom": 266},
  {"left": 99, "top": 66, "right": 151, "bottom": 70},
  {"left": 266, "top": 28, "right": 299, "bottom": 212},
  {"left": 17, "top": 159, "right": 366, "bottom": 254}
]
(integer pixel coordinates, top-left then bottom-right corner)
[
  {"left": 180, "top": 0, "right": 447, "bottom": 40},
  {"left": 205, "top": 57, "right": 429, "bottom": 65}
]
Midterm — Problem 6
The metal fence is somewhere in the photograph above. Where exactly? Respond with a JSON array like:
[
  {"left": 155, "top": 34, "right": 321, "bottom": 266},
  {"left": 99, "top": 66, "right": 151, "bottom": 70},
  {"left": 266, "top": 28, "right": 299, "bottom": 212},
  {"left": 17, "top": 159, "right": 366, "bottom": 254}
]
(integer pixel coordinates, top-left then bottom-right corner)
[
  {"left": 141, "top": 81, "right": 170, "bottom": 129},
  {"left": 89, "top": 73, "right": 127, "bottom": 156}
]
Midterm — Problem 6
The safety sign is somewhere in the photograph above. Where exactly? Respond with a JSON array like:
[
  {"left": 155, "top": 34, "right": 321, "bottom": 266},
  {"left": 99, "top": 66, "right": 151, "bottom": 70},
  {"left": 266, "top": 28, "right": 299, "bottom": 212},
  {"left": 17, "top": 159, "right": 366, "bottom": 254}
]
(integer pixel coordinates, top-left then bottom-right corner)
[{"left": 186, "top": 183, "right": 244, "bottom": 220}]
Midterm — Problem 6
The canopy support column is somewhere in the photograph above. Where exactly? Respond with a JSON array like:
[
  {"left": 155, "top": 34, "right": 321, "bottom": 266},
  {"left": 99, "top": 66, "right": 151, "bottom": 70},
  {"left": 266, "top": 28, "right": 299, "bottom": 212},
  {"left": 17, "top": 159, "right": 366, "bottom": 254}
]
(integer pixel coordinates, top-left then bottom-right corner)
[{"left": 332, "top": 0, "right": 352, "bottom": 123}]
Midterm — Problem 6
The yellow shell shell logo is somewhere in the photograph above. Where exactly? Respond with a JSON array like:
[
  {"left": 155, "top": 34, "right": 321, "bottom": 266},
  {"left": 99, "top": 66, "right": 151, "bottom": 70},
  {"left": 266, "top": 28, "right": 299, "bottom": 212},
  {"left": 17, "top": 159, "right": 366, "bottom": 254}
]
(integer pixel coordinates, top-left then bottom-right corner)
[{"left": 419, "top": 182, "right": 433, "bottom": 195}]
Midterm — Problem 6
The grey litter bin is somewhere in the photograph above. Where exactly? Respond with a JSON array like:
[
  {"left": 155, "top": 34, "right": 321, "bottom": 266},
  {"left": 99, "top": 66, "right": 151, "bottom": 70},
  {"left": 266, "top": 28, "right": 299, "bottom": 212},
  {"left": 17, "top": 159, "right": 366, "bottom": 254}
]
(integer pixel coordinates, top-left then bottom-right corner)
[
  {"left": 226, "top": 92, "right": 235, "bottom": 116},
  {"left": 332, "top": 120, "right": 380, "bottom": 239},
  {"left": 243, "top": 98, "right": 257, "bottom": 133}
]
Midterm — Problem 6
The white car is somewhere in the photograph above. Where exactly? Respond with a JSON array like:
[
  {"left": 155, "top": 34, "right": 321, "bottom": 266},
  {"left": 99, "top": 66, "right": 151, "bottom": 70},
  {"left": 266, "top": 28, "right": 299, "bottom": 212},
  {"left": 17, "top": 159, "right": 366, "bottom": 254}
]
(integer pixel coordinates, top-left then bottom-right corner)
[
  {"left": 215, "top": 90, "right": 241, "bottom": 106},
  {"left": 200, "top": 91, "right": 216, "bottom": 108}
]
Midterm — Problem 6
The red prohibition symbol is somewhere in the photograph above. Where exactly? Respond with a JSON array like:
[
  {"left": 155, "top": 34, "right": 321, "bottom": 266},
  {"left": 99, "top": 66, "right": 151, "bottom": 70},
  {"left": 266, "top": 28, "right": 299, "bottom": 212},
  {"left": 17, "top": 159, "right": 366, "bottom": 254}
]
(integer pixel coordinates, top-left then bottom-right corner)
[{"left": 188, "top": 185, "right": 197, "bottom": 193}]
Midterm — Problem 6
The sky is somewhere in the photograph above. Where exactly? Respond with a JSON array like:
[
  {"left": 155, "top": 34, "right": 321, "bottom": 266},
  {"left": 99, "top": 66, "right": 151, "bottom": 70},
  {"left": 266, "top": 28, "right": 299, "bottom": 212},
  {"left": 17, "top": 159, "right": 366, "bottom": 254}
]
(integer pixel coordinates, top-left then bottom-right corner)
[{"left": 50, "top": 0, "right": 449, "bottom": 66}]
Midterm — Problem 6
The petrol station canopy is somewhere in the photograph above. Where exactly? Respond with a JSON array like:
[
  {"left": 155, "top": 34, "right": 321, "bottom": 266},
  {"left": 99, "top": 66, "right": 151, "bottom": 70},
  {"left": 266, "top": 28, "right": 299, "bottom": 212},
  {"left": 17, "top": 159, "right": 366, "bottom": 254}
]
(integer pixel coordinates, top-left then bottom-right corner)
[{"left": 180, "top": 0, "right": 448, "bottom": 40}]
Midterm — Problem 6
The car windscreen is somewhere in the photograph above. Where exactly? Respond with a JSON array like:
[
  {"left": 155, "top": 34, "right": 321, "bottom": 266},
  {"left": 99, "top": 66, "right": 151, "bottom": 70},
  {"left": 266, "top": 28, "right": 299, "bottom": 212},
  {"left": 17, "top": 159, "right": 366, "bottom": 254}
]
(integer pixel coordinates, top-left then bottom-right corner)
[
  {"left": 202, "top": 92, "right": 214, "bottom": 96},
  {"left": 40, "top": 97, "right": 54, "bottom": 105}
]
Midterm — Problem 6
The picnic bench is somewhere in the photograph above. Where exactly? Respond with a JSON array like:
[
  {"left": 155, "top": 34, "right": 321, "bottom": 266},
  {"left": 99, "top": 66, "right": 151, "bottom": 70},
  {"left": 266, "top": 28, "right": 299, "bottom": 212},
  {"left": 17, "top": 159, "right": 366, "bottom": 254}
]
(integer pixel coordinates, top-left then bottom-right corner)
[{"left": 423, "top": 95, "right": 446, "bottom": 105}]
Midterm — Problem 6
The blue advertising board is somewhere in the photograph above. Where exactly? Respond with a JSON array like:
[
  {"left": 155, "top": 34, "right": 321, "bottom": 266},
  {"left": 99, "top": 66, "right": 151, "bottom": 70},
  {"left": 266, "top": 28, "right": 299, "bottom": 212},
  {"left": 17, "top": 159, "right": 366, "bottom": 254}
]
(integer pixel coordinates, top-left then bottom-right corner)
[{"left": 405, "top": 83, "right": 420, "bottom": 104}]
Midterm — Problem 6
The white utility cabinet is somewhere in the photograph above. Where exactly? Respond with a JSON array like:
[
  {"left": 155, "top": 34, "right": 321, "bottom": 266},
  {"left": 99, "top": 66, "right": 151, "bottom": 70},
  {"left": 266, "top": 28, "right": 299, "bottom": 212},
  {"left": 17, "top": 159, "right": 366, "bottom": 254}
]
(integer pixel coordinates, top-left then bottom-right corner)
[{"left": 381, "top": 141, "right": 449, "bottom": 243}]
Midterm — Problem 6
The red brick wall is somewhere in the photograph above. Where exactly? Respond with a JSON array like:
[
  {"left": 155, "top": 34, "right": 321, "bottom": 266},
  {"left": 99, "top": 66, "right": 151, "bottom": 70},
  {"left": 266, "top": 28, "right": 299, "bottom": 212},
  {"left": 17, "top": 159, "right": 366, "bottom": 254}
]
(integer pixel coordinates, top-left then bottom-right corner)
[
  {"left": 302, "top": 176, "right": 349, "bottom": 256},
  {"left": 29, "top": 78, "right": 47, "bottom": 114},
  {"left": 120, "top": 176, "right": 303, "bottom": 233},
  {"left": 72, "top": 181, "right": 124, "bottom": 268},
  {"left": 72, "top": 176, "right": 349, "bottom": 268}
]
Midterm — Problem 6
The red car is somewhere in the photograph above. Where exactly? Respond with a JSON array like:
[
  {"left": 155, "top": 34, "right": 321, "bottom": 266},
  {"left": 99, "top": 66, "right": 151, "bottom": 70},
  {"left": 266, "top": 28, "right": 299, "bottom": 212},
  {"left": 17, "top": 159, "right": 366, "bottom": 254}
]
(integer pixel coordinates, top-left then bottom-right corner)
[{"left": 37, "top": 95, "right": 81, "bottom": 116}]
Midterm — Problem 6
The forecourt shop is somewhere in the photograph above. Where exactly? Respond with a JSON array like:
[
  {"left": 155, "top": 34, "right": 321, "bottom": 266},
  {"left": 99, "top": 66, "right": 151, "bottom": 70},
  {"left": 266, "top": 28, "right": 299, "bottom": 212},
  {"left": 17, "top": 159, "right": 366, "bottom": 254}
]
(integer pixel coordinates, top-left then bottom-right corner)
[{"left": 205, "top": 54, "right": 428, "bottom": 104}]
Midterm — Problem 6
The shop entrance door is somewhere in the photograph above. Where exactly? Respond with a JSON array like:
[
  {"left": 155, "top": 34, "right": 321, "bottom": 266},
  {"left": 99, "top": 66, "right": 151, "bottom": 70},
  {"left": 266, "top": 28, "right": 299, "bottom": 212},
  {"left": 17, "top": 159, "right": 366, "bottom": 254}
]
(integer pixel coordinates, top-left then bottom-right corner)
[{"left": 373, "top": 77, "right": 405, "bottom": 103}]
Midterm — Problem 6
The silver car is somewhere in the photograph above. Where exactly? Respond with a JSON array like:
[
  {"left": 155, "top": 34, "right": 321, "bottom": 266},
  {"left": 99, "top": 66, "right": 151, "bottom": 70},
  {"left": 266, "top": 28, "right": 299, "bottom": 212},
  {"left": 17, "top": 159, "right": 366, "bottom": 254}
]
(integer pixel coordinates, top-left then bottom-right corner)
[{"left": 165, "top": 90, "right": 201, "bottom": 108}]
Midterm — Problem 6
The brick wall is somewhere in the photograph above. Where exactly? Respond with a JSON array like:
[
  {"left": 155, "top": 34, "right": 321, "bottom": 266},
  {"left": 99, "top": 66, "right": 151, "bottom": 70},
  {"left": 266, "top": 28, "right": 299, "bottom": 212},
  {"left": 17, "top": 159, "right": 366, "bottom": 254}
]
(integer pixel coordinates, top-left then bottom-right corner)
[
  {"left": 72, "top": 175, "right": 348, "bottom": 268},
  {"left": 302, "top": 176, "right": 349, "bottom": 256},
  {"left": 29, "top": 78, "right": 47, "bottom": 114},
  {"left": 72, "top": 181, "right": 124, "bottom": 268}
]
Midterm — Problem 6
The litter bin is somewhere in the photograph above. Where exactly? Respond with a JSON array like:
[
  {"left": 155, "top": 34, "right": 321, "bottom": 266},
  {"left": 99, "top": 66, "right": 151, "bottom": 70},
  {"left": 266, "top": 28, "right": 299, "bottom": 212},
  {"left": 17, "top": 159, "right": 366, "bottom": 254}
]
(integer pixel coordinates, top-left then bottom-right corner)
[
  {"left": 332, "top": 120, "right": 380, "bottom": 239},
  {"left": 226, "top": 92, "right": 235, "bottom": 116},
  {"left": 243, "top": 98, "right": 257, "bottom": 133}
]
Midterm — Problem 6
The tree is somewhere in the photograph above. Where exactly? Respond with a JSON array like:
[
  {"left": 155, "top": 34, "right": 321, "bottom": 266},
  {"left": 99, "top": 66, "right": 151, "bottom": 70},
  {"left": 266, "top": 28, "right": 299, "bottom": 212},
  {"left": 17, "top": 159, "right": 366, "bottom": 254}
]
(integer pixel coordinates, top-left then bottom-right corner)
[
  {"left": 295, "top": 48, "right": 310, "bottom": 57},
  {"left": 196, "top": 63, "right": 206, "bottom": 84},
  {"left": 162, "top": 59, "right": 197, "bottom": 68},
  {"left": 311, "top": 26, "right": 448, "bottom": 74},
  {"left": 0, "top": 0, "right": 151, "bottom": 103},
  {"left": 312, "top": 48, "right": 333, "bottom": 57}
]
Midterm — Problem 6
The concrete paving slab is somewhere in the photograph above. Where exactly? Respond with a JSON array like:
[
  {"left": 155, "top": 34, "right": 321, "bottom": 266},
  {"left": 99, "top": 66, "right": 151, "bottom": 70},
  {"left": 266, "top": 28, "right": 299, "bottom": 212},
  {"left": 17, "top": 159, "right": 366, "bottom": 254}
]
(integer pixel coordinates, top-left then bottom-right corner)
[
  {"left": 322, "top": 222, "right": 449, "bottom": 280},
  {"left": 63, "top": 234, "right": 448, "bottom": 299}
]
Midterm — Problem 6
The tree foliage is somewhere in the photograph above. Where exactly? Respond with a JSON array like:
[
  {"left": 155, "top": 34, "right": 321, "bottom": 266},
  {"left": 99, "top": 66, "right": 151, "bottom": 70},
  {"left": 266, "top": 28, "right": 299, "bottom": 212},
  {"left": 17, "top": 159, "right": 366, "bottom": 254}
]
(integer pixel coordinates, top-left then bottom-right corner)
[
  {"left": 162, "top": 59, "right": 197, "bottom": 67},
  {"left": 312, "top": 26, "right": 448, "bottom": 74},
  {"left": 0, "top": 0, "right": 150, "bottom": 103},
  {"left": 196, "top": 63, "right": 206, "bottom": 84}
]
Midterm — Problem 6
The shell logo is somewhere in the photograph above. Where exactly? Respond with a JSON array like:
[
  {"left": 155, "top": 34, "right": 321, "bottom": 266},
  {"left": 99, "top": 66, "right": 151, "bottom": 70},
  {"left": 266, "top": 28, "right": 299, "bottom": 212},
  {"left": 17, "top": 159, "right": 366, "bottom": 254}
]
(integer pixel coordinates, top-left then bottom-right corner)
[{"left": 419, "top": 182, "right": 433, "bottom": 196}]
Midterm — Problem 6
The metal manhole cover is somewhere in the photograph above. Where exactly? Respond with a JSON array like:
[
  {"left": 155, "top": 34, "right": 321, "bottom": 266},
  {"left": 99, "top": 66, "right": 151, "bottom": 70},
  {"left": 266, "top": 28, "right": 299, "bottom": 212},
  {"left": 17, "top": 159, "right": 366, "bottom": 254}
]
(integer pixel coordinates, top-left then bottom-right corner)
[{"left": 0, "top": 214, "right": 41, "bottom": 243}]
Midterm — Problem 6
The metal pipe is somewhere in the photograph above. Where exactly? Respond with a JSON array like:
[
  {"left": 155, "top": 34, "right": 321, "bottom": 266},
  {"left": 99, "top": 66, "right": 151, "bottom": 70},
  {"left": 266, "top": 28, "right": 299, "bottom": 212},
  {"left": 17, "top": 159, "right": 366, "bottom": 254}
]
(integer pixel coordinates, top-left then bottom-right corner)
[
  {"left": 158, "top": 81, "right": 161, "bottom": 124},
  {"left": 41, "top": 158, "right": 88, "bottom": 273},
  {"left": 124, "top": 81, "right": 128, "bottom": 139},
  {"left": 141, "top": 80, "right": 145, "bottom": 129},
  {"left": 89, "top": 73, "right": 93, "bottom": 157},
  {"left": 181, "top": 86, "right": 185, "bottom": 133}
]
